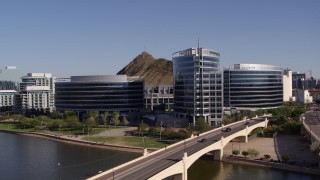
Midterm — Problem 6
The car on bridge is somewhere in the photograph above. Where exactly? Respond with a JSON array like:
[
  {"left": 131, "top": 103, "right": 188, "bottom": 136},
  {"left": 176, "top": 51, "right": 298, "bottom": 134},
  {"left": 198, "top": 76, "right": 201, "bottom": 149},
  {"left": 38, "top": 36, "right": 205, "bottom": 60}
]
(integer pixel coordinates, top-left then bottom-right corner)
[
  {"left": 199, "top": 138, "right": 207, "bottom": 142},
  {"left": 225, "top": 127, "right": 232, "bottom": 132}
]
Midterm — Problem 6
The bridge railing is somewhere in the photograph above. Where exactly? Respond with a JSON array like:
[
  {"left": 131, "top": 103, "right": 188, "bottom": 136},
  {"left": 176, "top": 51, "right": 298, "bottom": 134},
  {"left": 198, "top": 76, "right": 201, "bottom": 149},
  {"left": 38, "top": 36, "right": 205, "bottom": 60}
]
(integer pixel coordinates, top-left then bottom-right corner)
[
  {"left": 302, "top": 119, "right": 320, "bottom": 142},
  {"left": 88, "top": 115, "right": 270, "bottom": 180}
]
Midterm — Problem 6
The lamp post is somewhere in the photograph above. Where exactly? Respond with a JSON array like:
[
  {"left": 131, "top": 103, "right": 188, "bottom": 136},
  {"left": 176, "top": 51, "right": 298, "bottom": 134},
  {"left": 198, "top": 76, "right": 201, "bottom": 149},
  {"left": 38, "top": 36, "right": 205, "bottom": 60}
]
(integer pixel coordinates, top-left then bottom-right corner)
[
  {"left": 59, "top": 125, "right": 61, "bottom": 137},
  {"left": 83, "top": 125, "right": 85, "bottom": 136},
  {"left": 160, "top": 121, "right": 162, "bottom": 141}
]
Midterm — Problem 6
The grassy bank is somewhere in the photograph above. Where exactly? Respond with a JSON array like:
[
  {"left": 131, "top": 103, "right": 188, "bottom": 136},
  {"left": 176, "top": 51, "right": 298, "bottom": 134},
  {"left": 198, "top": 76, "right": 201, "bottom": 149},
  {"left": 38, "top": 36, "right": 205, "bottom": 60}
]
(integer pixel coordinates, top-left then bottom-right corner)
[{"left": 82, "top": 136, "right": 167, "bottom": 149}]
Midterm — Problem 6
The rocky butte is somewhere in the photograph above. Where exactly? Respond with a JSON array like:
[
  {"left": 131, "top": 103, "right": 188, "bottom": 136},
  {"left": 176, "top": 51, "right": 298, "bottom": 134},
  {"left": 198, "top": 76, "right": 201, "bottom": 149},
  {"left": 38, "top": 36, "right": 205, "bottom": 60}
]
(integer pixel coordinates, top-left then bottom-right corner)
[{"left": 117, "top": 51, "right": 173, "bottom": 86}]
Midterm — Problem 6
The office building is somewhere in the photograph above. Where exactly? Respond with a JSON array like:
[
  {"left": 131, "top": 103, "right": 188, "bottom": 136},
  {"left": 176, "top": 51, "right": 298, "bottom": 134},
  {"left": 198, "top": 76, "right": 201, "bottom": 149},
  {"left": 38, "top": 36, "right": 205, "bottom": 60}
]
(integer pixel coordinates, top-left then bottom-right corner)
[
  {"left": 0, "top": 90, "right": 17, "bottom": 111},
  {"left": 172, "top": 47, "right": 223, "bottom": 127},
  {"left": 224, "top": 64, "right": 283, "bottom": 110},
  {"left": 15, "top": 73, "right": 55, "bottom": 114},
  {"left": 55, "top": 75, "right": 144, "bottom": 113},
  {"left": 283, "top": 69, "right": 293, "bottom": 102},
  {"left": 295, "top": 89, "right": 313, "bottom": 104},
  {"left": 0, "top": 66, "right": 21, "bottom": 89},
  {"left": 144, "top": 85, "right": 173, "bottom": 111}
]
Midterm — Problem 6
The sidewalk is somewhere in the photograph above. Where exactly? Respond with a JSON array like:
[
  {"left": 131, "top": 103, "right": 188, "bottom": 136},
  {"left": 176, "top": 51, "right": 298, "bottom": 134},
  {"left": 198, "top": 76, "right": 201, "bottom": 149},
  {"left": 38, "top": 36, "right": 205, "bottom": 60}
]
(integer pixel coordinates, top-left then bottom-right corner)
[{"left": 223, "top": 135, "right": 320, "bottom": 164}]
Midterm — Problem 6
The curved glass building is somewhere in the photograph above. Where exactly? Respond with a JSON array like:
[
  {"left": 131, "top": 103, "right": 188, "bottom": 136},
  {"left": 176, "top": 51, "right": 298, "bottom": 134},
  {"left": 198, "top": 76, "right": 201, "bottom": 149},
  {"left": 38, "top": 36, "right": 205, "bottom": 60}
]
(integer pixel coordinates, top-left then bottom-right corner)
[
  {"left": 172, "top": 48, "right": 223, "bottom": 126},
  {"left": 224, "top": 64, "right": 283, "bottom": 110},
  {"left": 55, "top": 75, "right": 143, "bottom": 113}
]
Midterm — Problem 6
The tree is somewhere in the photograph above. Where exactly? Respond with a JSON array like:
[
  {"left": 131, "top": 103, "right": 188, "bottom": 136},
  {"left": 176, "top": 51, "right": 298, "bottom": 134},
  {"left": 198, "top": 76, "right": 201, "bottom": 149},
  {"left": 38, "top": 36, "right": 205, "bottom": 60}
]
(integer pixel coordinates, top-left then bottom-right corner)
[
  {"left": 281, "top": 121, "right": 301, "bottom": 134},
  {"left": 111, "top": 112, "right": 120, "bottom": 128},
  {"left": 122, "top": 116, "right": 129, "bottom": 127},
  {"left": 100, "top": 112, "right": 109, "bottom": 128},
  {"left": 232, "top": 149, "right": 240, "bottom": 156},
  {"left": 242, "top": 151, "right": 249, "bottom": 158},
  {"left": 64, "top": 110, "right": 76, "bottom": 118},
  {"left": 247, "top": 148, "right": 259, "bottom": 157},
  {"left": 194, "top": 117, "right": 212, "bottom": 133},
  {"left": 65, "top": 115, "right": 81, "bottom": 129},
  {"left": 51, "top": 111, "right": 61, "bottom": 119},
  {"left": 264, "top": 154, "right": 271, "bottom": 160},
  {"left": 84, "top": 117, "right": 97, "bottom": 128}
]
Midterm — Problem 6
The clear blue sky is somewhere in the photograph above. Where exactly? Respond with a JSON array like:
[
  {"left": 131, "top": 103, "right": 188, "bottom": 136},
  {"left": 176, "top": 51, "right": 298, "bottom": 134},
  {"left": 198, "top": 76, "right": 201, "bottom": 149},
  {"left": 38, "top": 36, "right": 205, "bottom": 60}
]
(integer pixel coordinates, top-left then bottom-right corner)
[{"left": 1, "top": 0, "right": 319, "bottom": 78}]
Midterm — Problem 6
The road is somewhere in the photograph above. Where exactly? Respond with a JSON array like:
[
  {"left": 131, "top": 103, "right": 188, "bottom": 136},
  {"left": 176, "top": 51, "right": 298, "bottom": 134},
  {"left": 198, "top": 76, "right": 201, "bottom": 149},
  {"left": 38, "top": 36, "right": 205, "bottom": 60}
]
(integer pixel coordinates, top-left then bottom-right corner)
[
  {"left": 93, "top": 118, "right": 265, "bottom": 180},
  {"left": 304, "top": 110, "right": 320, "bottom": 140}
]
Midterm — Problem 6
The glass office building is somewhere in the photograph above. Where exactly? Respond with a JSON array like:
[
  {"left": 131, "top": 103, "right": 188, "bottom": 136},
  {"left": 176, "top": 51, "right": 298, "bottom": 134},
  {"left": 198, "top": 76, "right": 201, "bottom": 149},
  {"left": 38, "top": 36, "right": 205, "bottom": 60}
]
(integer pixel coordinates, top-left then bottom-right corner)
[
  {"left": 172, "top": 48, "right": 223, "bottom": 126},
  {"left": 224, "top": 64, "right": 283, "bottom": 110},
  {"left": 55, "top": 75, "right": 144, "bottom": 113}
]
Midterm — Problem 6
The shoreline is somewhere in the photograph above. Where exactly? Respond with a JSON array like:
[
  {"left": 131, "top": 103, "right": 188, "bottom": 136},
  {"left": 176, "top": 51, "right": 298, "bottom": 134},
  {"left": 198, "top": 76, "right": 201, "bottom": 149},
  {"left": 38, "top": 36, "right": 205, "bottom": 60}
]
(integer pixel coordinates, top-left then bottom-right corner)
[
  {"left": 222, "top": 156, "right": 320, "bottom": 176},
  {"left": 1, "top": 129, "right": 319, "bottom": 176},
  {"left": 0, "top": 129, "right": 158, "bottom": 154}
]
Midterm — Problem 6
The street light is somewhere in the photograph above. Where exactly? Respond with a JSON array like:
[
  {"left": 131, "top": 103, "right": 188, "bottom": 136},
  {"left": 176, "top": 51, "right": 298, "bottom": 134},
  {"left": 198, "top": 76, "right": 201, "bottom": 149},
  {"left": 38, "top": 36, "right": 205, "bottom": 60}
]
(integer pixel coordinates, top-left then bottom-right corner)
[
  {"left": 160, "top": 121, "right": 162, "bottom": 141},
  {"left": 59, "top": 125, "right": 61, "bottom": 137},
  {"left": 83, "top": 125, "right": 85, "bottom": 136}
]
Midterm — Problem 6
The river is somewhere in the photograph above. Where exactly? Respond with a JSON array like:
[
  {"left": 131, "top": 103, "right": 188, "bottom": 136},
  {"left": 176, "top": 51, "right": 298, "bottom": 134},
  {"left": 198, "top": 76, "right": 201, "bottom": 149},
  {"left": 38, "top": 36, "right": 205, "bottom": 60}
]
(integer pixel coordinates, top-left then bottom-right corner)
[{"left": 0, "top": 132, "right": 318, "bottom": 180}]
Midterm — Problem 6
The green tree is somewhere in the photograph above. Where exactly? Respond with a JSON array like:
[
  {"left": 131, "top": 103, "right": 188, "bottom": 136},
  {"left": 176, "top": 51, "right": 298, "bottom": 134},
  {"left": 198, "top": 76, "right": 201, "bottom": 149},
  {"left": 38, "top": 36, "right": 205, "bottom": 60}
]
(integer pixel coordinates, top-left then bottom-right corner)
[
  {"left": 64, "top": 110, "right": 76, "bottom": 118},
  {"left": 242, "top": 151, "right": 249, "bottom": 158},
  {"left": 65, "top": 115, "right": 81, "bottom": 129},
  {"left": 84, "top": 117, "right": 97, "bottom": 128},
  {"left": 232, "top": 149, "right": 240, "bottom": 156},
  {"left": 223, "top": 115, "right": 232, "bottom": 125},
  {"left": 291, "top": 106, "right": 306, "bottom": 120},
  {"left": 281, "top": 121, "right": 301, "bottom": 135},
  {"left": 20, "top": 117, "right": 37, "bottom": 128},
  {"left": 100, "top": 112, "right": 109, "bottom": 128},
  {"left": 111, "top": 112, "right": 120, "bottom": 128},
  {"left": 194, "top": 117, "right": 212, "bottom": 133},
  {"left": 51, "top": 111, "right": 61, "bottom": 119},
  {"left": 122, "top": 116, "right": 129, "bottom": 127}
]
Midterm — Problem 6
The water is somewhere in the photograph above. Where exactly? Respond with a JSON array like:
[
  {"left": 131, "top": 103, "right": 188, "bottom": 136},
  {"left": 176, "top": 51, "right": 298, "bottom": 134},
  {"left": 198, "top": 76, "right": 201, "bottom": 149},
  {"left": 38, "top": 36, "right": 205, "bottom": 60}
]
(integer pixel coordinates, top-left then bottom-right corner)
[
  {"left": 188, "top": 159, "right": 319, "bottom": 180},
  {"left": 0, "top": 132, "right": 318, "bottom": 180},
  {"left": 0, "top": 132, "right": 139, "bottom": 180}
]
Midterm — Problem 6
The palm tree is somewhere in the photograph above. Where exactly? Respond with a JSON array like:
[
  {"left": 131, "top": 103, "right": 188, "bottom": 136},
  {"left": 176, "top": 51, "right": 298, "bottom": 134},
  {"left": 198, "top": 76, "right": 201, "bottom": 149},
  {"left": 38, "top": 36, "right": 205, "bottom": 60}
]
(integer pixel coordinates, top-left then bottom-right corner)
[{"left": 112, "top": 112, "right": 120, "bottom": 128}]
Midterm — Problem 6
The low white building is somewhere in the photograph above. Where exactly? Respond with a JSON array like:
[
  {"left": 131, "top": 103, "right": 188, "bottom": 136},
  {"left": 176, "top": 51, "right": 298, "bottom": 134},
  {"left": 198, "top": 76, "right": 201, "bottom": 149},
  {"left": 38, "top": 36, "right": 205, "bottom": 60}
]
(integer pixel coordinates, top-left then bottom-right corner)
[
  {"left": 15, "top": 73, "right": 55, "bottom": 113},
  {"left": 0, "top": 90, "right": 17, "bottom": 107},
  {"left": 295, "top": 89, "right": 313, "bottom": 104}
]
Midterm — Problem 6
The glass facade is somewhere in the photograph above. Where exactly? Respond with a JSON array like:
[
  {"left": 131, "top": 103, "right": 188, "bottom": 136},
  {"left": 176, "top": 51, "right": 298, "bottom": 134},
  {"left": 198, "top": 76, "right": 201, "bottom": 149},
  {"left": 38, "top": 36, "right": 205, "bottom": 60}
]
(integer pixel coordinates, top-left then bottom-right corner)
[
  {"left": 172, "top": 48, "right": 223, "bottom": 126},
  {"left": 55, "top": 75, "right": 144, "bottom": 113},
  {"left": 224, "top": 64, "right": 283, "bottom": 109}
]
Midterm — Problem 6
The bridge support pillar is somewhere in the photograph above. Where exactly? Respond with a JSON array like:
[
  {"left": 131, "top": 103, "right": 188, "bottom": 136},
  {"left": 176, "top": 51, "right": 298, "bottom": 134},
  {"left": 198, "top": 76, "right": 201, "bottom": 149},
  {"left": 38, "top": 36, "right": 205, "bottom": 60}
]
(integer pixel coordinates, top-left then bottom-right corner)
[
  {"left": 143, "top": 148, "right": 148, "bottom": 156},
  {"left": 238, "top": 136, "right": 248, "bottom": 143},
  {"left": 213, "top": 149, "right": 223, "bottom": 160},
  {"left": 173, "top": 174, "right": 183, "bottom": 180},
  {"left": 182, "top": 152, "right": 188, "bottom": 180}
]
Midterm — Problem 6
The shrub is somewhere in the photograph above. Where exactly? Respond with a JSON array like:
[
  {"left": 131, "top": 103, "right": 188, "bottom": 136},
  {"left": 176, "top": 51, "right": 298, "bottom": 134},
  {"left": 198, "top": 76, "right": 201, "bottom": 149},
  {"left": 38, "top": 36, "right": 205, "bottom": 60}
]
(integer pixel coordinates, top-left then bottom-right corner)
[
  {"left": 232, "top": 149, "right": 240, "bottom": 156},
  {"left": 264, "top": 154, "right": 271, "bottom": 160},
  {"left": 247, "top": 148, "right": 259, "bottom": 157},
  {"left": 242, "top": 151, "right": 249, "bottom": 157}
]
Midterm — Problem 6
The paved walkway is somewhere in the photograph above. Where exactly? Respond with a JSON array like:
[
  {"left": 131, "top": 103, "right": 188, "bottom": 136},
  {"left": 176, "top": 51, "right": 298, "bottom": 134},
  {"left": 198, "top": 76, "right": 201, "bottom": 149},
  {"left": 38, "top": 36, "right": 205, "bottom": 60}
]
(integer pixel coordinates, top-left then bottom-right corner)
[{"left": 224, "top": 135, "right": 320, "bottom": 163}]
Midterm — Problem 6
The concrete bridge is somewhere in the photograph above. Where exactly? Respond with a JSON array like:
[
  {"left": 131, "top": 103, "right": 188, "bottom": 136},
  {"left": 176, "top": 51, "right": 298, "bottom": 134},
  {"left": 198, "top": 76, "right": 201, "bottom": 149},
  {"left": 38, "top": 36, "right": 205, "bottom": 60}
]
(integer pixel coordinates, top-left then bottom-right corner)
[
  {"left": 302, "top": 110, "right": 320, "bottom": 150},
  {"left": 88, "top": 116, "right": 269, "bottom": 180}
]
